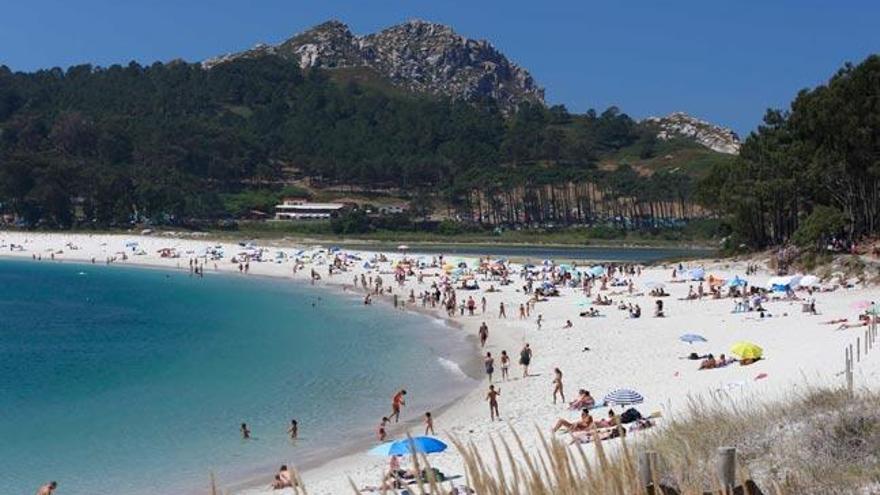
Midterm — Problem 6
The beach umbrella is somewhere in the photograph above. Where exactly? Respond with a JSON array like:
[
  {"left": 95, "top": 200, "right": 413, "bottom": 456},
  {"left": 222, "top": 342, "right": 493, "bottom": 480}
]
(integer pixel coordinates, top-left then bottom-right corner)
[
  {"left": 687, "top": 267, "right": 705, "bottom": 281},
  {"left": 731, "top": 341, "right": 763, "bottom": 360},
  {"left": 679, "top": 333, "right": 707, "bottom": 344},
  {"left": 645, "top": 281, "right": 665, "bottom": 289},
  {"left": 397, "top": 244, "right": 410, "bottom": 251},
  {"left": 727, "top": 276, "right": 747, "bottom": 288},
  {"left": 589, "top": 266, "right": 605, "bottom": 277},
  {"left": 603, "top": 389, "right": 644, "bottom": 406},
  {"left": 369, "top": 436, "right": 448, "bottom": 456}
]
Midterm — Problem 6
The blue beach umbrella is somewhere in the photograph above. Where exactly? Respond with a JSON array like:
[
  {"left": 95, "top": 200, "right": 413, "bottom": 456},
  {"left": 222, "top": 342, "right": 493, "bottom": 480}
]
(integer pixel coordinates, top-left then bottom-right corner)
[
  {"left": 603, "top": 389, "right": 644, "bottom": 406},
  {"left": 369, "top": 436, "right": 448, "bottom": 456},
  {"left": 589, "top": 266, "right": 605, "bottom": 277},
  {"left": 680, "top": 333, "right": 708, "bottom": 344},
  {"left": 727, "top": 276, "right": 747, "bottom": 287},
  {"left": 688, "top": 267, "right": 705, "bottom": 281}
]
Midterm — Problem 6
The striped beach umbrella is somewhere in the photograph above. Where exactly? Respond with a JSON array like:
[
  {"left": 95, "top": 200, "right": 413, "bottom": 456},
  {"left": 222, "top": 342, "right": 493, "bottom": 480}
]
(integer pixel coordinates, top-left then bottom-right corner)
[{"left": 603, "top": 389, "right": 644, "bottom": 406}]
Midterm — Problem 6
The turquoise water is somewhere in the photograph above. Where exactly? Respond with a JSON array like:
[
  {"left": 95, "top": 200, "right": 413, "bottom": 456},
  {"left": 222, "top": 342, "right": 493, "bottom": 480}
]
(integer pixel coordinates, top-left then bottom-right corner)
[{"left": 0, "top": 259, "right": 475, "bottom": 494}]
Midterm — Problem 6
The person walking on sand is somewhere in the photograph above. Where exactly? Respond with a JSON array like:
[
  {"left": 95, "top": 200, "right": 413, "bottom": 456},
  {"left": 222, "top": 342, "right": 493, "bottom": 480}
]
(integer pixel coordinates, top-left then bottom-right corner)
[
  {"left": 240, "top": 422, "right": 251, "bottom": 440},
  {"left": 377, "top": 417, "right": 389, "bottom": 441},
  {"left": 536, "top": 314, "right": 543, "bottom": 330},
  {"left": 520, "top": 344, "right": 532, "bottom": 377},
  {"left": 498, "top": 301, "right": 506, "bottom": 318},
  {"left": 500, "top": 350, "right": 510, "bottom": 381},
  {"left": 481, "top": 296, "right": 487, "bottom": 314},
  {"left": 36, "top": 481, "right": 57, "bottom": 495},
  {"left": 552, "top": 368, "right": 565, "bottom": 404},
  {"left": 391, "top": 389, "right": 407, "bottom": 423},
  {"left": 424, "top": 412, "right": 435, "bottom": 435},
  {"left": 519, "top": 303, "right": 526, "bottom": 319},
  {"left": 287, "top": 419, "right": 298, "bottom": 440},
  {"left": 478, "top": 322, "right": 489, "bottom": 347},
  {"left": 487, "top": 385, "right": 501, "bottom": 421},
  {"left": 484, "top": 352, "right": 495, "bottom": 383}
]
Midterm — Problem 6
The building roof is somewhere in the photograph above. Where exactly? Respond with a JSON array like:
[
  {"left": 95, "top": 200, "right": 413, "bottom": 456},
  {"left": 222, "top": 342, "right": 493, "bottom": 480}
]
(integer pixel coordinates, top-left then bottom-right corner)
[{"left": 275, "top": 203, "right": 346, "bottom": 210}]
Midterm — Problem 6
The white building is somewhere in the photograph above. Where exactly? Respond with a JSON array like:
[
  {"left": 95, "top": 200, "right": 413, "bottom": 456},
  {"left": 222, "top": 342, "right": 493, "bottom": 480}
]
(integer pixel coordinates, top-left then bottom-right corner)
[{"left": 274, "top": 200, "right": 347, "bottom": 220}]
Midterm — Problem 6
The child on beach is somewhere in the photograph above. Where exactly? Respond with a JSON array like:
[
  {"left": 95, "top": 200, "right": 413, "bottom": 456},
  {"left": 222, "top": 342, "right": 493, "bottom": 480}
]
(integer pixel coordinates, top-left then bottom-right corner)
[
  {"left": 378, "top": 417, "right": 389, "bottom": 441},
  {"left": 500, "top": 350, "right": 510, "bottom": 381},
  {"left": 424, "top": 412, "right": 435, "bottom": 435},
  {"left": 487, "top": 385, "right": 501, "bottom": 421},
  {"left": 391, "top": 390, "right": 407, "bottom": 423}
]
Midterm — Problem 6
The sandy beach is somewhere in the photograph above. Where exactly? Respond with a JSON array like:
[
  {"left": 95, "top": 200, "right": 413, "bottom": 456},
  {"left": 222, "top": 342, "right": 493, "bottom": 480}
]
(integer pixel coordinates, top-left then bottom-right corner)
[{"left": 2, "top": 231, "right": 879, "bottom": 495}]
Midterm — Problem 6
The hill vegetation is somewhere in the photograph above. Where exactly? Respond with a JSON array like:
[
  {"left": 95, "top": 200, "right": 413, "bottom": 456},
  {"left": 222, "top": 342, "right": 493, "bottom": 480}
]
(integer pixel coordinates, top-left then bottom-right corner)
[{"left": 0, "top": 55, "right": 722, "bottom": 230}]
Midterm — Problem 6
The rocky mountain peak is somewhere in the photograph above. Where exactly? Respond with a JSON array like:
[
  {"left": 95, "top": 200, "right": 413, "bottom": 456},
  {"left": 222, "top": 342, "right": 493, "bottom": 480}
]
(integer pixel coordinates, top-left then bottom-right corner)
[
  {"left": 644, "top": 112, "right": 741, "bottom": 155},
  {"left": 203, "top": 20, "right": 545, "bottom": 112}
]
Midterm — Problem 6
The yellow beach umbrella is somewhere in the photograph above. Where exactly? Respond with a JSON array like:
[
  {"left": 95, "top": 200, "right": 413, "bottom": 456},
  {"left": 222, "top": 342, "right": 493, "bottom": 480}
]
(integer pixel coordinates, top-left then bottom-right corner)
[{"left": 730, "top": 341, "right": 763, "bottom": 360}]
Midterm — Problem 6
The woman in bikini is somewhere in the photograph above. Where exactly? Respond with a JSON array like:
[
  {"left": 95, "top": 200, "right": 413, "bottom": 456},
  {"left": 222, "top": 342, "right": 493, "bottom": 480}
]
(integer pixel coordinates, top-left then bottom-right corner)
[{"left": 552, "top": 368, "right": 565, "bottom": 404}]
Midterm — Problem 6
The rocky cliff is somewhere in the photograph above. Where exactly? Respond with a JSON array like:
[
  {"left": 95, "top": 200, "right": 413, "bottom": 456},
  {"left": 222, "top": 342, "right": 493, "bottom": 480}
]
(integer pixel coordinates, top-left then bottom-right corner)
[
  {"left": 204, "top": 20, "right": 545, "bottom": 112},
  {"left": 644, "top": 112, "right": 741, "bottom": 155}
]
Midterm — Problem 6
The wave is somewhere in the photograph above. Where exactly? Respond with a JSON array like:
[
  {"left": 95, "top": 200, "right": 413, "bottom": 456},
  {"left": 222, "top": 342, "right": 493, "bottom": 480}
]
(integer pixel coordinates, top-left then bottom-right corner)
[{"left": 437, "top": 356, "right": 470, "bottom": 381}]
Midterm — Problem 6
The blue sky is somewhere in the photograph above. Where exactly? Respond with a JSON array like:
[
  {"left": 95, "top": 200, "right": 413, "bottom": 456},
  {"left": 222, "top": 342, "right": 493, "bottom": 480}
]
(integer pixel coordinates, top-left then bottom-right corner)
[{"left": 2, "top": 1, "right": 877, "bottom": 135}]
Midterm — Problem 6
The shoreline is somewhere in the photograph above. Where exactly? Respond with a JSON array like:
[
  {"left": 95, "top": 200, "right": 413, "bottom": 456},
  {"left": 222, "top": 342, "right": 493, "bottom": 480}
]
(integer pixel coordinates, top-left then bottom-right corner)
[
  {"left": 3, "top": 231, "right": 878, "bottom": 495},
  {"left": 0, "top": 233, "right": 487, "bottom": 494}
]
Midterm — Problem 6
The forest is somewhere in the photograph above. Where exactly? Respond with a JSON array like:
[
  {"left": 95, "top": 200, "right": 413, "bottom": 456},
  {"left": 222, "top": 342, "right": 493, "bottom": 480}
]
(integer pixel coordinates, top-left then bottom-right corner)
[
  {"left": 697, "top": 54, "right": 880, "bottom": 251},
  {"left": 0, "top": 55, "right": 711, "bottom": 230},
  {"left": 3, "top": 52, "right": 876, "bottom": 251}
]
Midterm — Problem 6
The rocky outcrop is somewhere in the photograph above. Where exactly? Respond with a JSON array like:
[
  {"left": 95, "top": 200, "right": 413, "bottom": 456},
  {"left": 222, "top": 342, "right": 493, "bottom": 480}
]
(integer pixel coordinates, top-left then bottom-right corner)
[
  {"left": 644, "top": 112, "right": 741, "bottom": 155},
  {"left": 203, "top": 20, "right": 544, "bottom": 112}
]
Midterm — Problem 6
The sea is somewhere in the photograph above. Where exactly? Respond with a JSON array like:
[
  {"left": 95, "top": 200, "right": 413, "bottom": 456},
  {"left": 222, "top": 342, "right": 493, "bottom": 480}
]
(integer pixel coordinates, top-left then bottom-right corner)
[
  {"left": 0, "top": 245, "right": 704, "bottom": 494},
  {"left": 0, "top": 259, "right": 475, "bottom": 495}
]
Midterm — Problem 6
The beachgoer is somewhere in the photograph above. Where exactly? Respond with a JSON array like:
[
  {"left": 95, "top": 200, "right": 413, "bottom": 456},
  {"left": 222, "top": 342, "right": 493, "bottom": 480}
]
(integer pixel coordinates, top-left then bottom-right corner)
[
  {"left": 499, "top": 302, "right": 506, "bottom": 318},
  {"left": 485, "top": 352, "right": 495, "bottom": 383},
  {"left": 552, "top": 409, "right": 592, "bottom": 433},
  {"left": 36, "top": 481, "right": 57, "bottom": 495},
  {"left": 569, "top": 389, "right": 595, "bottom": 410},
  {"left": 563, "top": 319, "right": 573, "bottom": 329},
  {"left": 536, "top": 314, "right": 543, "bottom": 330},
  {"left": 519, "top": 344, "right": 532, "bottom": 377},
  {"left": 287, "top": 419, "right": 298, "bottom": 439},
  {"left": 377, "top": 417, "right": 389, "bottom": 441},
  {"left": 699, "top": 354, "right": 717, "bottom": 370},
  {"left": 487, "top": 385, "right": 501, "bottom": 421},
  {"left": 391, "top": 389, "right": 407, "bottom": 423},
  {"left": 478, "top": 322, "right": 489, "bottom": 347},
  {"left": 278, "top": 465, "right": 293, "bottom": 488},
  {"left": 424, "top": 412, "right": 435, "bottom": 435},
  {"left": 552, "top": 368, "right": 565, "bottom": 404},
  {"left": 241, "top": 422, "right": 251, "bottom": 440},
  {"left": 500, "top": 350, "right": 510, "bottom": 381}
]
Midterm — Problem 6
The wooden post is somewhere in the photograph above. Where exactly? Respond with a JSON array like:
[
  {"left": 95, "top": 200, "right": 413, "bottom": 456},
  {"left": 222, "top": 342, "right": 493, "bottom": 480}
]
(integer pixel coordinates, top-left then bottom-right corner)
[
  {"left": 638, "top": 450, "right": 659, "bottom": 488},
  {"left": 717, "top": 447, "right": 736, "bottom": 493}
]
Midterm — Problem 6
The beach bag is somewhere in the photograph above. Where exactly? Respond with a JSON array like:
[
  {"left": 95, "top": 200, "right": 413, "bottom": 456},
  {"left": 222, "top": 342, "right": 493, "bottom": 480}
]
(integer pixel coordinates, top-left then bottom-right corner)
[{"left": 621, "top": 408, "right": 643, "bottom": 424}]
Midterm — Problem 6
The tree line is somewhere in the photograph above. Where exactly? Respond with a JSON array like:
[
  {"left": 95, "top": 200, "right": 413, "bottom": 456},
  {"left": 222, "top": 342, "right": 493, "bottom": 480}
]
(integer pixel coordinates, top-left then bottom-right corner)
[
  {"left": 0, "top": 54, "right": 708, "bottom": 228},
  {"left": 697, "top": 55, "right": 880, "bottom": 251}
]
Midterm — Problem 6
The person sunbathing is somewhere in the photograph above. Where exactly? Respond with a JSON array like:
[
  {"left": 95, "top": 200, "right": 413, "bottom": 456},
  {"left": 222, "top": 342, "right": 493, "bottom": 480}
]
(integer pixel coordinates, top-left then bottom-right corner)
[
  {"left": 579, "top": 308, "right": 601, "bottom": 317},
  {"left": 552, "top": 409, "right": 593, "bottom": 433},
  {"left": 699, "top": 354, "right": 717, "bottom": 370},
  {"left": 568, "top": 389, "right": 595, "bottom": 410},
  {"left": 595, "top": 409, "right": 620, "bottom": 428}
]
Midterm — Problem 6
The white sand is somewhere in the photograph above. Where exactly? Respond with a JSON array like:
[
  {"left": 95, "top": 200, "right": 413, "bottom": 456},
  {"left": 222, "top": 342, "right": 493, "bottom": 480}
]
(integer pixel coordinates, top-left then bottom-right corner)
[{"left": 2, "top": 231, "right": 879, "bottom": 494}]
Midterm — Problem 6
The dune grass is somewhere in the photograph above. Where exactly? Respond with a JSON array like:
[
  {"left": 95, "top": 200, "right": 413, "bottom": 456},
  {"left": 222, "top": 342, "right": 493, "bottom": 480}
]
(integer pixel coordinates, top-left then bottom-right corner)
[{"left": 218, "top": 385, "right": 880, "bottom": 494}]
